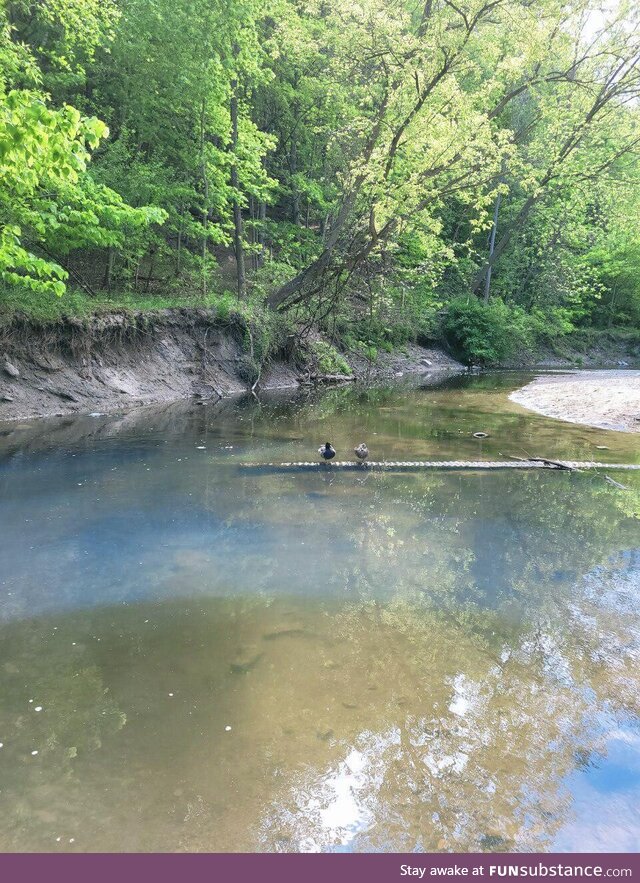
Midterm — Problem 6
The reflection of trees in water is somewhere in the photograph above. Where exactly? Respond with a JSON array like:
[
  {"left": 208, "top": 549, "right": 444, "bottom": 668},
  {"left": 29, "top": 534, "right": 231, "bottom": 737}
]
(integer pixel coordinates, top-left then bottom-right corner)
[
  {"left": 209, "top": 468, "right": 639, "bottom": 613},
  {"left": 254, "top": 553, "right": 640, "bottom": 852},
  {"left": 244, "top": 474, "right": 640, "bottom": 851},
  {"left": 0, "top": 465, "right": 637, "bottom": 851},
  {"left": 0, "top": 543, "right": 637, "bottom": 852},
  {"left": 194, "top": 471, "right": 640, "bottom": 848}
]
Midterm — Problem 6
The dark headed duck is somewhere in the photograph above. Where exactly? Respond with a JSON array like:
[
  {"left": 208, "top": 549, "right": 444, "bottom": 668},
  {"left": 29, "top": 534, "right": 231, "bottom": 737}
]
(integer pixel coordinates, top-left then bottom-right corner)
[{"left": 319, "top": 441, "right": 336, "bottom": 461}]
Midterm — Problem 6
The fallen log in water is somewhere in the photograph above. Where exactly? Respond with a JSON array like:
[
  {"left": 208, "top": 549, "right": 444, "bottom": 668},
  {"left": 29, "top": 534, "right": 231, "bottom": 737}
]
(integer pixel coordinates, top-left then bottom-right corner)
[
  {"left": 237, "top": 460, "right": 640, "bottom": 473},
  {"left": 604, "top": 475, "right": 630, "bottom": 490},
  {"left": 507, "top": 454, "right": 579, "bottom": 472},
  {"left": 298, "top": 373, "right": 356, "bottom": 384}
]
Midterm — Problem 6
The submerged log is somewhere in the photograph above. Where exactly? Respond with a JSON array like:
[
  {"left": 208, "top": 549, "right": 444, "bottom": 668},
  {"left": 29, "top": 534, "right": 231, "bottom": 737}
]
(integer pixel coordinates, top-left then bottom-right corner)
[
  {"left": 237, "top": 460, "right": 640, "bottom": 473},
  {"left": 305, "top": 373, "right": 356, "bottom": 384},
  {"left": 507, "top": 455, "right": 578, "bottom": 471},
  {"left": 604, "top": 475, "right": 629, "bottom": 490}
]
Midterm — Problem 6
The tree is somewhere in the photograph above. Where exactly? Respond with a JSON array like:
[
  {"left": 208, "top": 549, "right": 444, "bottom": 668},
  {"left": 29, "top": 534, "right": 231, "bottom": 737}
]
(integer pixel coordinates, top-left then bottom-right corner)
[
  {"left": 83, "top": 0, "right": 276, "bottom": 295},
  {"left": 2, "top": 0, "right": 639, "bottom": 337},
  {"left": 471, "top": 3, "right": 640, "bottom": 296},
  {"left": 262, "top": 0, "right": 640, "bottom": 332},
  {"left": 0, "top": 0, "right": 164, "bottom": 296}
]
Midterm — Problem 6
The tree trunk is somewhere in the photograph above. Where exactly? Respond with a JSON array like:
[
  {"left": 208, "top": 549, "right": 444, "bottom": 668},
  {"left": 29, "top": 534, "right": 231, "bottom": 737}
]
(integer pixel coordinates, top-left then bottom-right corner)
[
  {"left": 144, "top": 247, "right": 157, "bottom": 293},
  {"left": 259, "top": 201, "right": 267, "bottom": 266},
  {"left": 230, "top": 77, "right": 246, "bottom": 300},
  {"left": 176, "top": 211, "right": 183, "bottom": 277},
  {"left": 290, "top": 72, "right": 301, "bottom": 225},
  {"left": 200, "top": 98, "right": 209, "bottom": 299},
  {"left": 290, "top": 136, "right": 300, "bottom": 225},
  {"left": 472, "top": 192, "right": 538, "bottom": 294},
  {"left": 103, "top": 246, "right": 115, "bottom": 291},
  {"left": 249, "top": 196, "right": 257, "bottom": 271},
  {"left": 484, "top": 180, "right": 503, "bottom": 303}
]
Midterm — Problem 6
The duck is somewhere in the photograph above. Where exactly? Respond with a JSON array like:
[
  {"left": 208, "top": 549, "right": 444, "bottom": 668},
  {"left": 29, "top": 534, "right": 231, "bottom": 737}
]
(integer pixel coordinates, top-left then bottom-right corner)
[
  {"left": 354, "top": 443, "right": 369, "bottom": 462},
  {"left": 318, "top": 441, "right": 336, "bottom": 461}
]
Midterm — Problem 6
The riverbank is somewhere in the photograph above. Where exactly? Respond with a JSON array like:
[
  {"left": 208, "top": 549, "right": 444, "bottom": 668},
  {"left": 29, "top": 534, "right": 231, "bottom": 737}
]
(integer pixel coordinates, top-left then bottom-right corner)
[
  {"left": 510, "top": 370, "right": 640, "bottom": 433},
  {"left": 523, "top": 328, "right": 640, "bottom": 370},
  {"left": 0, "top": 309, "right": 461, "bottom": 421}
]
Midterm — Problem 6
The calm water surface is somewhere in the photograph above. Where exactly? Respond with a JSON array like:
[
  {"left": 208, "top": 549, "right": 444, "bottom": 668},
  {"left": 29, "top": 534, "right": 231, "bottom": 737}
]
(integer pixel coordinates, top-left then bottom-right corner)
[{"left": 0, "top": 372, "right": 639, "bottom": 852}]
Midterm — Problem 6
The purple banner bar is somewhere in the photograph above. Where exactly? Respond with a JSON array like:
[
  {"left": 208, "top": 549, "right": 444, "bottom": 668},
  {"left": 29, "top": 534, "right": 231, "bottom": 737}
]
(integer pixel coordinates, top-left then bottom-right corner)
[{"left": 0, "top": 853, "right": 638, "bottom": 883}]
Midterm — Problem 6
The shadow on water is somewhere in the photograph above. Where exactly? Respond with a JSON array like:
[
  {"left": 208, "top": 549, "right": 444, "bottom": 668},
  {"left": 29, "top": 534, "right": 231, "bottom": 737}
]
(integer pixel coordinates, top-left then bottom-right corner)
[{"left": 0, "top": 372, "right": 639, "bottom": 851}]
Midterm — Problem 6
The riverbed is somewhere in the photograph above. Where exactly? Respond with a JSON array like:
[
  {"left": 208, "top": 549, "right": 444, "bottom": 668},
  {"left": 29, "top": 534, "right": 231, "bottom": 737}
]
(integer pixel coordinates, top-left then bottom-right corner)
[{"left": 0, "top": 372, "right": 639, "bottom": 852}]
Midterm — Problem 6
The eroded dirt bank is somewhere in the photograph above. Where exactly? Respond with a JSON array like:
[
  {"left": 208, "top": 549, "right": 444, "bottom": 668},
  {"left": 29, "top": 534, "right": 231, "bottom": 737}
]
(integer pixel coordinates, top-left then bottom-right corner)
[
  {"left": 0, "top": 309, "right": 461, "bottom": 421},
  {"left": 510, "top": 370, "right": 640, "bottom": 433}
]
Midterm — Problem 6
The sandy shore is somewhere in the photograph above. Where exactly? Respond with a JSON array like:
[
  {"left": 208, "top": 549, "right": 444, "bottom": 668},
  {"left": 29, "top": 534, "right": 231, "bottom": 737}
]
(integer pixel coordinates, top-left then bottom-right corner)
[{"left": 510, "top": 370, "right": 640, "bottom": 433}]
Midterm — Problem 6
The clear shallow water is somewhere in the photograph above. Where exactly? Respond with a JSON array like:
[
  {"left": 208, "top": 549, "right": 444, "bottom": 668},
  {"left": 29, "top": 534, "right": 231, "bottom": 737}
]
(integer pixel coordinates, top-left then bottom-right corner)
[{"left": 0, "top": 372, "right": 639, "bottom": 852}]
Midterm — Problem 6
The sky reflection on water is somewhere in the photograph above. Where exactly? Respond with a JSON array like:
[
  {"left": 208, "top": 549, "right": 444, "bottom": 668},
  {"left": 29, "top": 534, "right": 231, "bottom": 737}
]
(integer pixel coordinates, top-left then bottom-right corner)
[{"left": 0, "top": 373, "right": 638, "bottom": 852}]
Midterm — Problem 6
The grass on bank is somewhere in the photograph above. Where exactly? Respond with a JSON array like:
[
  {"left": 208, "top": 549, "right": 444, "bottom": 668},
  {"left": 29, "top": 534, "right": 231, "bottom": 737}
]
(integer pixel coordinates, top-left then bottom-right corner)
[{"left": 0, "top": 285, "right": 250, "bottom": 327}]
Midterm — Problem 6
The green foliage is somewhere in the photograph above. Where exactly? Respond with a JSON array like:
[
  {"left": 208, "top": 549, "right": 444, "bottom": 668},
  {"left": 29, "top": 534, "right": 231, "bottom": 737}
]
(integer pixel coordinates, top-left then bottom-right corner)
[
  {"left": 442, "top": 298, "right": 536, "bottom": 366},
  {"left": 0, "top": 3, "right": 164, "bottom": 296},
  {"left": 310, "top": 341, "right": 351, "bottom": 376},
  {"left": 1, "top": 0, "right": 640, "bottom": 355},
  {"left": 0, "top": 283, "right": 261, "bottom": 327},
  {"left": 237, "top": 354, "right": 260, "bottom": 385},
  {"left": 78, "top": 0, "right": 277, "bottom": 284},
  {"left": 584, "top": 236, "right": 640, "bottom": 329}
]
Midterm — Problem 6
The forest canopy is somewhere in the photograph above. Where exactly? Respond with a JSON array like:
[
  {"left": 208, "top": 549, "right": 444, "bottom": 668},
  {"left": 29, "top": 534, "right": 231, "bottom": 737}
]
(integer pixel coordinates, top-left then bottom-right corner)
[{"left": 2, "top": 0, "right": 640, "bottom": 362}]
